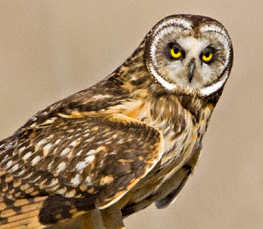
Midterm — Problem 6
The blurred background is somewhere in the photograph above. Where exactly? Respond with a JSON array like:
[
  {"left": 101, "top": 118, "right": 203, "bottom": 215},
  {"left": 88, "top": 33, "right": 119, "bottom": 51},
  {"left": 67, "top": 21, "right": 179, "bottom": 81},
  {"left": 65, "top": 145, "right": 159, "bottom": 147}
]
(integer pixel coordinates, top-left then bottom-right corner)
[{"left": 0, "top": 1, "right": 262, "bottom": 228}]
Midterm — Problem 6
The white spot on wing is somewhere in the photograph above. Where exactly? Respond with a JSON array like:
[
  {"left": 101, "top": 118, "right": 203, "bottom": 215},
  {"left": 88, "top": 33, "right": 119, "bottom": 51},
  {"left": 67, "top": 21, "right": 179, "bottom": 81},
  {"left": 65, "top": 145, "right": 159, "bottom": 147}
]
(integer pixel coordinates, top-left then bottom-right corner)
[
  {"left": 76, "top": 161, "right": 86, "bottom": 171},
  {"left": 24, "top": 172, "right": 34, "bottom": 179},
  {"left": 85, "top": 176, "right": 92, "bottom": 183},
  {"left": 86, "top": 149, "right": 96, "bottom": 156},
  {"left": 85, "top": 155, "right": 95, "bottom": 164},
  {"left": 55, "top": 139, "right": 61, "bottom": 145},
  {"left": 65, "top": 189, "right": 76, "bottom": 198},
  {"left": 43, "top": 143, "right": 53, "bottom": 156},
  {"left": 6, "top": 160, "right": 13, "bottom": 169},
  {"left": 38, "top": 139, "right": 47, "bottom": 146},
  {"left": 60, "top": 148, "right": 70, "bottom": 157},
  {"left": 46, "top": 178, "right": 59, "bottom": 188},
  {"left": 22, "top": 152, "right": 32, "bottom": 160},
  {"left": 71, "top": 174, "right": 81, "bottom": 186},
  {"left": 10, "top": 164, "right": 19, "bottom": 172},
  {"left": 84, "top": 133, "right": 90, "bottom": 138},
  {"left": 17, "top": 169, "right": 25, "bottom": 176},
  {"left": 70, "top": 140, "right": 79, "bottom": 147},
  {"left": 75, "top": 150, "right": 83, "bottom": 157},
  {"left": 56, "top": 161, "right": 66, "bottom": 173},
  {"left": 57, "top": 187, "right": 66, "bottom": 195},
  {"left": 43, "top": 143, "right": 52, "bottom": 151},
  {"left": 31, "top": 156, "right": 41, "bottom": 165},
  {"left": 18, "top": 146, "right": 26, "bottom": 153}
]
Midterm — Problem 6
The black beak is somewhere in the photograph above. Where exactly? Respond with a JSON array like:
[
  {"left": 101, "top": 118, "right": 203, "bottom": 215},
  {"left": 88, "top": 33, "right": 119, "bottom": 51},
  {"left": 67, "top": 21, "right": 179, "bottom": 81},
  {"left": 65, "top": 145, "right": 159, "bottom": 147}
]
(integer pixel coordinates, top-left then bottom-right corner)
[{"left": 188, "top": 61, "right": 196, "bottom": 83}]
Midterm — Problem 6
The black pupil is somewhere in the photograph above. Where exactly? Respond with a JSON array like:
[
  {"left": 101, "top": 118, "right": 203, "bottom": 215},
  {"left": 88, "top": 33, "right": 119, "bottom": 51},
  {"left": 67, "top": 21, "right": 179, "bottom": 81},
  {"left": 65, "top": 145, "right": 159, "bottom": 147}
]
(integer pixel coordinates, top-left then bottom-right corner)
[
  {"left": 174, "top": 48, "right": 179, "bottom": 54},
  {"left": 204, "top": 52, "right": 210, "bottom": 57}
]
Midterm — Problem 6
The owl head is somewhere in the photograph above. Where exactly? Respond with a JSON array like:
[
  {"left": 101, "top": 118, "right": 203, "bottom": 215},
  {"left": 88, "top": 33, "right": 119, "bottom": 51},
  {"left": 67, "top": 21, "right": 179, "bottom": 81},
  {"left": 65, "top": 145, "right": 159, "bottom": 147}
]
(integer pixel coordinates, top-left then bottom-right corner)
[{"left": 144, "top": 14, "right": 233, "bottom": 97}]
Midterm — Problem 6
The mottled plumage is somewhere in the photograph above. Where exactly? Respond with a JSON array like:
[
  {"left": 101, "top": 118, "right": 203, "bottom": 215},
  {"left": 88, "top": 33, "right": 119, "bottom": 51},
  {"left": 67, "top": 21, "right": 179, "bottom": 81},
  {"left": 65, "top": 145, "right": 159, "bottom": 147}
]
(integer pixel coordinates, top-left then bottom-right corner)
[{"left": 0, "top": 14, "right": 233, "bottom": 229}]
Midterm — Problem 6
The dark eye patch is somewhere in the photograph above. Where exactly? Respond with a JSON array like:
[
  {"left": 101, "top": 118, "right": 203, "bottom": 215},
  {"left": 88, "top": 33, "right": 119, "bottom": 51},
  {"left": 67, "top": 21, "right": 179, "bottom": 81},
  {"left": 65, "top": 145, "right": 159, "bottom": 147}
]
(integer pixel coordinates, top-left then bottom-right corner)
[
  {"left": 200, "top": 46, "right": 216, "bottom": 64},
  {"left": 165, "top": 42, "right": 185, "bottom": 60}
]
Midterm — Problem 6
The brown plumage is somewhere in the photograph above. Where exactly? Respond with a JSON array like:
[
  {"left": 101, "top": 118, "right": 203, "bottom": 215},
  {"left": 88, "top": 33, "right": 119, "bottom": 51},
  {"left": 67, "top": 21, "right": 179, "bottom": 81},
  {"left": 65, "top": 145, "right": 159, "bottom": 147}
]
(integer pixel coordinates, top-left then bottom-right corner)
[{"left": 0, "top": 14, "right": 233, "bottom": 229}]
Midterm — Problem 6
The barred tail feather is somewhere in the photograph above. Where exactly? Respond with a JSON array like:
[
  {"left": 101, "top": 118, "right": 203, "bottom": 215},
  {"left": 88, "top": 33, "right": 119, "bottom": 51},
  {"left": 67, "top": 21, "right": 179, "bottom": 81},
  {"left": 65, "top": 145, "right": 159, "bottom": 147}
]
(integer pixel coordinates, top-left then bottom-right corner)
[{"left": 0, "top": 196, "right": 48, "bottom": 229}]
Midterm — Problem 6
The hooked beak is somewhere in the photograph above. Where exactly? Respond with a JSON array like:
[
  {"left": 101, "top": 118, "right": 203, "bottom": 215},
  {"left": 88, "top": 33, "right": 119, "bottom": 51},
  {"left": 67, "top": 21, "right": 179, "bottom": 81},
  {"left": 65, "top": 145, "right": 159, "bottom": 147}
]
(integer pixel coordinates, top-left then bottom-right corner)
[{"left": 188, "top": 61, "right": 196, "bottom": 83}]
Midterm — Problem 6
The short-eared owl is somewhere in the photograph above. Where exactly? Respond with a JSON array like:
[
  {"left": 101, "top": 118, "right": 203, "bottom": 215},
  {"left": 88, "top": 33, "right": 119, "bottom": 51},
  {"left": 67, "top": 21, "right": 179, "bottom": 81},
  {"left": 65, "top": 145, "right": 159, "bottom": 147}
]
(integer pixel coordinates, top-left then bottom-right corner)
[{"left": 0, "top": 14, "right": 233, "bottom": 229}]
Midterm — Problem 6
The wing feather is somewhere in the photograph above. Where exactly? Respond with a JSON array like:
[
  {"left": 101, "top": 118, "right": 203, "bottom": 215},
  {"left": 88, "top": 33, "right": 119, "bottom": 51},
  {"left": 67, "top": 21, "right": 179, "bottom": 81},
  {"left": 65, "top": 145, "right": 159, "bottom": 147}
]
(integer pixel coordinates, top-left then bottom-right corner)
[{"left": 0, "top": 112, "right": 163, "bottom": 226}]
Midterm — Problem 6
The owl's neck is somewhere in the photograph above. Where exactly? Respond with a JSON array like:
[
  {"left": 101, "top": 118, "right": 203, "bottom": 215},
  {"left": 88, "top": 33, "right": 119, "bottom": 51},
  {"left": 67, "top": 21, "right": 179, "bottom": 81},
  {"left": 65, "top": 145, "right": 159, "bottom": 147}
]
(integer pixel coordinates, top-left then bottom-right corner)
[{"left": 107, "top": 39, "right": 222, "bottom": 124}]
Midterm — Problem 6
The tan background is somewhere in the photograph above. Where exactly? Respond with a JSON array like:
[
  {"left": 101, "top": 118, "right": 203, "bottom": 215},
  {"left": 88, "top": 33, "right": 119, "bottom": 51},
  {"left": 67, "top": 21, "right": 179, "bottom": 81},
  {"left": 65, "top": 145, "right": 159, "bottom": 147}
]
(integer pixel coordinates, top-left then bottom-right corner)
[{"left": 0, "top": 1, "right": 262, "bottom": 228}]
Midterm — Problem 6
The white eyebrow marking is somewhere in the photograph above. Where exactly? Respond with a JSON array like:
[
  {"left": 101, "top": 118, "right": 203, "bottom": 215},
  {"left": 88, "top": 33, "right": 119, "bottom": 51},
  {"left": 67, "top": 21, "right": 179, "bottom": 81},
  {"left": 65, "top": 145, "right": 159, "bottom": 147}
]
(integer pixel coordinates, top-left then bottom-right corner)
[
  {"left": 200, "top": 24, "right": 231, "bottom": 96},
  {"left": 148, "top": 19, "right": 231, "bottom": 95},
  {"left": 200, "top": 24, "right": 228, "bottom": 38},
  {"left": 155, "top": 18, "right": 192, "bottom": 33},
  {"left": 200, "top": 24, "right": 231, "bottom": 69},
  {"left": 151, "top": 26, "right": 175, "bottom": 66},
  {"left": 148, "top": 17, "right": 192, "bottom": 91},
  {"left": 151, "top": 18, "right": 192, "bottom": 67}
]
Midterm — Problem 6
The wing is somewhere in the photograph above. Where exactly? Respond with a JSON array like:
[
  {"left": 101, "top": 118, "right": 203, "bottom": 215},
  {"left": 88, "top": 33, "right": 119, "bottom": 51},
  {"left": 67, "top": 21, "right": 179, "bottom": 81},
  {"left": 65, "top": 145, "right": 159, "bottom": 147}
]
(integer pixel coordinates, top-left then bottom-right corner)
[
  {"left": 155, "top": 144, "right": 201, "bottom": 209},
  {"left": 0, "top": 111, "right": 163, "bottom": 227},
  {"left": 121, "top": 144, "right": 201, "bottom": 217}
]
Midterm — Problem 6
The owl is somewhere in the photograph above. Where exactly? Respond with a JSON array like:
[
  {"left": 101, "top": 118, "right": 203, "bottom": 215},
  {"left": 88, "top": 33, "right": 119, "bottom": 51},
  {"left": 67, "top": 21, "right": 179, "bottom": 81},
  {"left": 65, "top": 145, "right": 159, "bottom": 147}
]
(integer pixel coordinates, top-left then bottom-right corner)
[{"left": 0, "top": 14, "right": 233, "bottom": 229}]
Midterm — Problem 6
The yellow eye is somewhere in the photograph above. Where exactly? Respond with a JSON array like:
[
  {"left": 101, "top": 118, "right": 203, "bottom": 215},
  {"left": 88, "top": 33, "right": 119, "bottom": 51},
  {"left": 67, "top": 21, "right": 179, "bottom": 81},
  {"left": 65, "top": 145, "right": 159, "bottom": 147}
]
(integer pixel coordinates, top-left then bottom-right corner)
[
  {"left": 170, "top": 47, "right": 182, "bottom": 60},
  {"left": 202, "top": 52, "right": 213, "bottom": 62}
]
